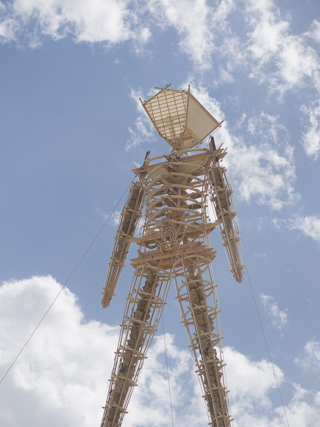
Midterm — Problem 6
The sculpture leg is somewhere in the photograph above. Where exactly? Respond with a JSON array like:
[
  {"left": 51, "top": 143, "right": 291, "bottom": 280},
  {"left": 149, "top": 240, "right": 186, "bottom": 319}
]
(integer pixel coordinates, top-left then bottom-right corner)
[
  {"left": 101, "top": 262, "right": 172, "bottom": 427},
  {"left": 174, "top": 253, "right": 231, "bottom": 427}
]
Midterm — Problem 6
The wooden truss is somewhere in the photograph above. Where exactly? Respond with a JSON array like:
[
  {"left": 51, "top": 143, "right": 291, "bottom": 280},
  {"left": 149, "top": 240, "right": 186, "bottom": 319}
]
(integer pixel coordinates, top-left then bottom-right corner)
[{"left": 100, "top": 87, "right": 244, "bottom": 427}]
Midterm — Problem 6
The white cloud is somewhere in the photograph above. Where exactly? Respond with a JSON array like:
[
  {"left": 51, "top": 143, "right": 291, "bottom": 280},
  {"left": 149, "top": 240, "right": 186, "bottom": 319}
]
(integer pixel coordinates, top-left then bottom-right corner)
[
  {"left": 225, "top": 346, "right": 283, "bottom": 404},
  {"left": 244, "top": 0, "right": 320, "bottom": 94},
  {"left": 147, "top": 0, "right": 213, "bottom": 69},
  {"left": 125, "top": 88, "right": 156, "bottom": 151},
  {"left": 226, "top": 347, "right": 320, "bottom": 427},
  {"left": 247, "top": 111, "right": 289, "bottom": 144},
  {"left": 305, "top": 20, "right": 320, "bottom": 44},
  {"left": 288, "top": 215, "right": 320, "bottom": 243},
  {"left": 246, "top": 0, "right": 289, "bottom": 63},
  {"left": 0, "top": 5, "right": 18, "bottom": 43},
  {"left": 301, "top": 100, "right": 320, "bottom": 159},
  {"left": 0, "top": 276, "right": 320, "bottom": 427},
  {"left": 260, "top": 293, "right": 288, "bottom": 330},
  {"left": 295, "top": 341, "right": 320, "bottom": 373},
  {"left": 234, "top": 112, "right": 247, "bottom": 130},
  {"left": 126, "top": 116, "right": 155, "bottom": 152},
  {"left": 254, "top": 251, "right": 267, "bottom": 258},
  {"left": 277, "top": 37, "right": 317, "bottom": 88},
  {"left": 284, "top": 386, "right": 320, "bottom": 427},
  {"left": 0, "top": 275, "right": 119, "bottom": 427},
  {"left": 0, "top": 0, "right": 147, "bottom": 47},
  {"left": 229, "top": 129, "right": 297, "bottom": 210},
  {"left": 1, "top": 0, "right": 226, "bottom": 62},
  {"left": 147, "top": 0, "right": 235, "bottom": 71},
  {"left": 192, "top": 85, "right": 297, "bottom": 210}
]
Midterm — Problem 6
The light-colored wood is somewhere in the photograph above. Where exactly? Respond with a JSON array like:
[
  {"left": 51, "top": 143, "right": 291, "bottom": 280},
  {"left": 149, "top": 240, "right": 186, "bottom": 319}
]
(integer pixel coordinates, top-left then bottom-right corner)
[
  {"left": 174, "top": 259, "right": 231, "bottom": 427},
  {"left": 141, "top": 87, "right": 222, "bottom": 150},
  {"left": 101, "top": 180, "right": 145, "bottom": 308},
  {"left": 100, "top": 265, "right": 172, "bottom": 427},
  {"left": 208, "top": 162, "right": 244, "bottom": 283},
  {"left": 101, "top": 87, "right": 244, "bottom": 427}
]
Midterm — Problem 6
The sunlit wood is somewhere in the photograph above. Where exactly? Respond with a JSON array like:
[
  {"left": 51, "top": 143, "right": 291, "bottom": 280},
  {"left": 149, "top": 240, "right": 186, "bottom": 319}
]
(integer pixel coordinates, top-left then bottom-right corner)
[{"left": 100, "top": 86, "right": 244, "bottom": 427}]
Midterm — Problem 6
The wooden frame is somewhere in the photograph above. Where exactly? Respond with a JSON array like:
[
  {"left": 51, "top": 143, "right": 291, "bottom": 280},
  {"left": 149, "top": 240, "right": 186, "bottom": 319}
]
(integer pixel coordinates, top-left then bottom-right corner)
[{"left": 100, "top": 87, "right": 244, "bottom": 427}]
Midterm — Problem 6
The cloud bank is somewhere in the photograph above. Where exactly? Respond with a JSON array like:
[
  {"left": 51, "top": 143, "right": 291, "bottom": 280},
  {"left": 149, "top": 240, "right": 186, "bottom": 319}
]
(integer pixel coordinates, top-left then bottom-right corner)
[{"left": 1, "top": 276, "right": 320, "bottom": 426}]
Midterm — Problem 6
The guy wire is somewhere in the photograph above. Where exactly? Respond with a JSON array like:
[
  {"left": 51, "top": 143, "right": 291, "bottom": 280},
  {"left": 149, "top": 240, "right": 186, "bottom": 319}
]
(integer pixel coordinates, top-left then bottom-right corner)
[{"left": 0, "top": 178, "right": 134, "bottom": 385}]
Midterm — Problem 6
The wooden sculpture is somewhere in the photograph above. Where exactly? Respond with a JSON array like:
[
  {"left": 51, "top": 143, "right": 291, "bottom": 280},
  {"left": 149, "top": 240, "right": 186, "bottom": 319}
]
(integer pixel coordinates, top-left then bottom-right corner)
[{"left": 100, "top": 85, "right": 244, "bottom": 427}]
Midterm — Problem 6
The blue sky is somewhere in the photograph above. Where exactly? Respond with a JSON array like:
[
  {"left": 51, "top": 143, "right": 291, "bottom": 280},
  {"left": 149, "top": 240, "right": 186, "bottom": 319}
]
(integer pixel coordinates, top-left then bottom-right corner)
[{"left": 1, "top": 0, "right": 320, "bottom": 426}]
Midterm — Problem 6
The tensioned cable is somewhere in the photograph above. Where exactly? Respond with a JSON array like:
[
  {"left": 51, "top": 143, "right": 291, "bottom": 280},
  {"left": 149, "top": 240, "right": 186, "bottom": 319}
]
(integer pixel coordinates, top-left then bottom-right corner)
[
  {"left": 161, "top": 315, "right": 175, "bottom": 427},
  {"left": 244, "top": 261, "right": 290, "bottom": 427},
  {"left": 209, "top": 152, "right": 290, "bottom": 426},
  {"left": 0, "top": 178, "right": 134, "bottom": 386}
]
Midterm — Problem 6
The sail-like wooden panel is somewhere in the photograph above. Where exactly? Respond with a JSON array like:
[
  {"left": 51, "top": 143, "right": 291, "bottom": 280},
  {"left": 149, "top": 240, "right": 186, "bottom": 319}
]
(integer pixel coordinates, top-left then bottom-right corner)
[{"left": 186, "top": 93, "right": 220, "bottom": 144}]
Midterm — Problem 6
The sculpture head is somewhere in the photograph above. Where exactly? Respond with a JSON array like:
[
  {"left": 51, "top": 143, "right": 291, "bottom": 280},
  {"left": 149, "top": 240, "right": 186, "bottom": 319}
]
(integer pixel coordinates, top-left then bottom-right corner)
[{"left": 141, "top": 84, "right": 222, "bottom": 151}]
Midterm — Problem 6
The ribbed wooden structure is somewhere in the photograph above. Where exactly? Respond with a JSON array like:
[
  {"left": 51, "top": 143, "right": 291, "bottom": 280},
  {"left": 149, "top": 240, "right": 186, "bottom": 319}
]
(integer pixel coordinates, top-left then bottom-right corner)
[{"left": 100, "top": 86, "right": 244, "bottom": 427}]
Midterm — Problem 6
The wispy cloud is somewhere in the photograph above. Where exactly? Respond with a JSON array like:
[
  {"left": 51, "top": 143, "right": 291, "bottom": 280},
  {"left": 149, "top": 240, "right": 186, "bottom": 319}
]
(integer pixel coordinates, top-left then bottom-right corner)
[
  {"left": 295, "top": 340, "right": 320, "bottom": 373},
  {"left": 247, "top": 112, "right": 289, "bottom": 145},
  {"left": 126, "top": 116, "right": 155, "bottom": 152},
  {"left": 244, "top": 0, "right": 320, "bottom": 95},
  {"left": 125, "top": 88, "right": 156, "bottom": 152},
  {"left": 305, "top": 19, "right": 320, "bottom": 44},
  {"left": 229, "top": 130, "right": 297, "bottom": 210},
  {"left": 189, "top": 84, "right": 298, "bottom": 210},
  {"left": 300, "top": 100, "right": 320, "bottom": 159},
  {"left": 287, "top": 215, "right": 320, "bottom": 243},
  {"left": 260, "top": 293, "right": 288, "bottom": 330},
  {"left": 147, "top": 0, "right": 235, "bottom": 71},
  {"left": 254, "top": 251, "right": 267, "bottom": 258}
]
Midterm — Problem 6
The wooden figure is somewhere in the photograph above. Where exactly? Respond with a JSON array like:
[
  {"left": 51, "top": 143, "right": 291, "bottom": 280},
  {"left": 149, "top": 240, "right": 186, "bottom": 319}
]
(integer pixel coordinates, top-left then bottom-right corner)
[{"left": 100, "top": 85, "right": 244, "bottom": 427}]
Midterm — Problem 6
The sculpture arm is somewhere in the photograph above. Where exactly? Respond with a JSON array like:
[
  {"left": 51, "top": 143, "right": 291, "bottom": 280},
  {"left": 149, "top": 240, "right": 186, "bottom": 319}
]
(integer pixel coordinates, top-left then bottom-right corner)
[
  {"left": 209, "top": 160, "right": 244, "bottom": 283},
  {"left": 101, "top": 181, "right": 145, "bottom": 308}
]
